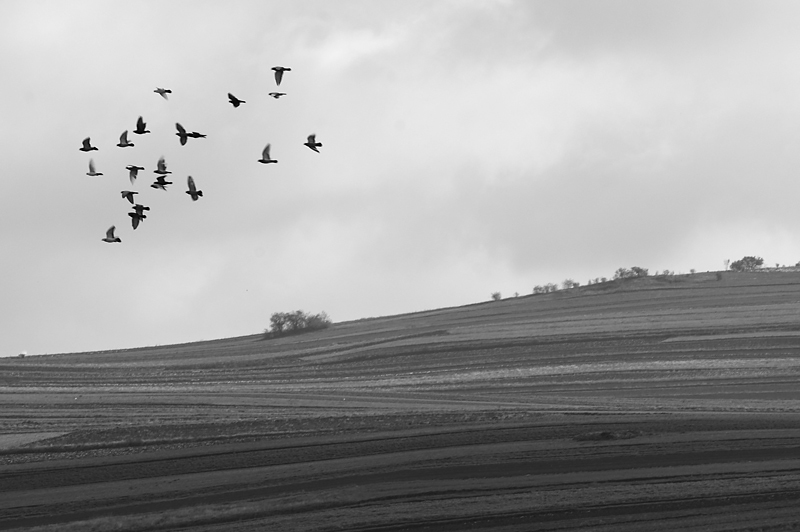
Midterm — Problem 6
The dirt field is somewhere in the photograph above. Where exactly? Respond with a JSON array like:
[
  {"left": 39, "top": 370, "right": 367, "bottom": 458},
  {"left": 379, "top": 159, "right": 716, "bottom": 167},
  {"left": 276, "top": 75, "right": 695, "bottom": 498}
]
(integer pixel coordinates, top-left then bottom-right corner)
[{"left": 1, "top": 272, "right": 799, "bottom": 530}]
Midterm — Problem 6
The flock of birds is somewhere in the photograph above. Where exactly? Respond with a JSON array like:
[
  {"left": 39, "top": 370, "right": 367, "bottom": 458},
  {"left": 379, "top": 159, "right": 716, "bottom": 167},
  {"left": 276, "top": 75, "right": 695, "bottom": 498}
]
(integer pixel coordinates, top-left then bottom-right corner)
[{"left": 79, "top": 66, "right": 322, "bottom": 243}]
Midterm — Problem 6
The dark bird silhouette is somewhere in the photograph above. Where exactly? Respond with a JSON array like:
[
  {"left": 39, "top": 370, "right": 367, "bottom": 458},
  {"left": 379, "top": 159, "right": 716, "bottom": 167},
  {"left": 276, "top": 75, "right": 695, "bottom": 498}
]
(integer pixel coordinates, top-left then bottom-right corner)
[
  {"left": 175, "top": 123, "right": 188, "bottom": 145},
  {"left": 186, "top": 176, "right": 203, "bottom": 201},
  {"left": 154, "top": 156, "right": 171, "bottom": 175},
  {"left": 151, "top": 175, "right": 172, "bottom": 190},
  {"left": 304, "top": 134, "right": 322, "bottom": 153},
  {"left": 272, "top": 66, "right": 291, "bottom": 86},
  {"left": 102, "top": 226, "right": 121, "bottom": 243},
  {"left": 228, "top": 93, "right": 246, "bottom": 107},
  {"left": 80, "top": 137, "right": 98, "bottom": 152},
  {"left": 268, "top": 92, "right": 286, "bottom": 99},
  {"left": 117, "top": 130, "right": 134, "bottom": 148},
  {"left": 86, "top": 159, "right": 103, "bottom": 176},
  {"left": 134, "top": 116, "right": 150, "bottom": 135},
  {"left": 132, "top": 204, "right": 150, "bottom": 217},
  {"left": 187, "top": 130, "right": 206, "bottom": 138},
  {"left": 128, "top": 211, "right": 146, "bottom": 230},
  {"left": 125, "top": 165, "right": 145, "bottom": 184},
  {"left": 258, "top": 144, "right": 277, "bottom": 164},
  {"left": 154, "top": 87, "right": 172, "bottom": 100},
  {"left": 121, "top": 190, "right": 138, "bottom": 204}
]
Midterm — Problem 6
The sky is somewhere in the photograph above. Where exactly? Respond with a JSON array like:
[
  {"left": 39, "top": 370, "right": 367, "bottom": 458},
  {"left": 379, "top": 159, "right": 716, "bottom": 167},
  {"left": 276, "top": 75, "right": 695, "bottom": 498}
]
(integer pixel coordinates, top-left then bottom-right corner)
[{"left": 3, "top": 0, "right": 800, "bottom": 356}]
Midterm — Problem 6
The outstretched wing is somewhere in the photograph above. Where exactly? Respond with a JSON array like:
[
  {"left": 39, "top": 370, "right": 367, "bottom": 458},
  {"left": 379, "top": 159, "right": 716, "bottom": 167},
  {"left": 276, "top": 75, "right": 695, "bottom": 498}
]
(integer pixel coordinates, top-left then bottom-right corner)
[
  {"left": 106, "top": 226, "right": 116, "bottom": 239},
  {"left": 187, "top": 176, "right": 196, "bottom": 193},
  {"left": 262, "top": 144, "right": 271, "bottom": 159}
]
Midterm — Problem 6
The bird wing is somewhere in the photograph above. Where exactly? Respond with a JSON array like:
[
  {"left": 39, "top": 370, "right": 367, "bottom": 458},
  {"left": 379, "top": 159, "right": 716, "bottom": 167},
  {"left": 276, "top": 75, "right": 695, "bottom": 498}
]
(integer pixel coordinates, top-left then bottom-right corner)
[
  {"left": 307, "top": 134, "right": 316, "bottom": 143},
  {"left": 106, "top": 226, "right": 116, "bottom": 238},
  {"left": 137, "top": 116, "right": 145, "bottom": 129},
  {"left": 88, "top": 159, "right": 96, "bottom": 173},
  {"left": 176, "top": 123, "right": 186, "bottom": 135},
  {"left": 82, "top": 138, "right": 91, "bottom": 149},
  {"left": 262, "top": 144, "right": 271, "bottom": 159},
  {"left": 274, "top": 70, "right": 283, "bottom": 86},
  {"left": 157, "top": 157, "right": 166, "bottom": 172},
  {"left": 120, "top": 131, "right": 127, "bottom": 143},
  {"left": 187, "top": 176, "right": 196, "bottom": 193}
]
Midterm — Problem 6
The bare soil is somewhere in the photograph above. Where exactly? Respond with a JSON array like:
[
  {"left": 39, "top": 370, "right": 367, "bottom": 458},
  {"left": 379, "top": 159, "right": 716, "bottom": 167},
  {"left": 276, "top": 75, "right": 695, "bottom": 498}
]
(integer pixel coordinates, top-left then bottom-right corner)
[{"left": 1, "top": 272, "right": 800, "bottom": 530}]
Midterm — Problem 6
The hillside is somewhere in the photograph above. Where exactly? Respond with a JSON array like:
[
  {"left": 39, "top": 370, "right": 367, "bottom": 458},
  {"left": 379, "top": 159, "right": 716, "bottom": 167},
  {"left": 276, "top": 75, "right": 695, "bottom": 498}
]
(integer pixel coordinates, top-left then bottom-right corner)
[{"left": 1, "top": 271, "right": 800, "bottom": 531}]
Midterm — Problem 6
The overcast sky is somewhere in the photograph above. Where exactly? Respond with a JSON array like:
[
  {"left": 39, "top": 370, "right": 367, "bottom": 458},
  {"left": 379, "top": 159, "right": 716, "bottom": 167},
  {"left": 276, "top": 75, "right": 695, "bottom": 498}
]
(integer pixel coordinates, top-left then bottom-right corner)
[{"left": 3, "top": 0, "right": 800, "bottom": 356}]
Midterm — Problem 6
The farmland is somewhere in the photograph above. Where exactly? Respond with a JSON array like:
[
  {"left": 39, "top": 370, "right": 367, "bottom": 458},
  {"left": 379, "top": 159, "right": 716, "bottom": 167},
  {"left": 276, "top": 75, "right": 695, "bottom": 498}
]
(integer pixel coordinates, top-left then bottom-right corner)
[{"left": 1, "top": 271, "right": 800, "bottom": 530}]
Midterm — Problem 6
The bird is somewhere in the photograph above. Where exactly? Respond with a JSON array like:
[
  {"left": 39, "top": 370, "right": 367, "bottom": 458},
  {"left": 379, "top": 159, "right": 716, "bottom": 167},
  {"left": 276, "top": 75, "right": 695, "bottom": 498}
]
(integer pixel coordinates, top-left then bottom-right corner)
[
  {"left": 102, "top": 226, "right": 121, "bottom": 243},
  {"left": 228, "top": 93, "right": 246, "bottom": 107},
  {"left": 186, "top": 176, "right": 203, "bottom": 201},
  {"left": 154, "top": 156, "right": 171, "bottom": 175},
  {"left": 151, "top": 175, "right": 172, "bottom": 190},
  {"left": 272, "top": 66, "right": 291, "bottom": 86},
  {"left": 268, "top": 92, "right": 286, "bottom": 99},
  {"left": 117, "top": 130, "right": 134, "bottom": 148},
  {"left": 187, "top": 130, "right": 206, "bottom": 139},
  {"left": 80, "top": 137, "right": 98, "bottom": 152},
  {"left": 304, "top": 134, "right": 322, "bottom": 153},
  {"left": 258, "top": 144, "right": 277, "bottom": 164},
  {"left": 86, "top": 159, "right": 103, "bottom": 176},
  {"left": 125, "top": 165, "right": 145, "bottom": 184},
  {"left": 154, "top": 87, "right": 172, "bottom": 100},
  {"left": 121, "top": 190, "right": 138, "bottom": 204},
  {"left": 133, "top": 116, "right": 150, "bottom": 135},
  {"left": 128, "top": 211, "right": 146, "bottom": 230},
  {"left": 175, "top": 123, "right": 188, "bottom": 145},
  {"left": 132, "top": 204, "right": 150, "bottom": 216}
]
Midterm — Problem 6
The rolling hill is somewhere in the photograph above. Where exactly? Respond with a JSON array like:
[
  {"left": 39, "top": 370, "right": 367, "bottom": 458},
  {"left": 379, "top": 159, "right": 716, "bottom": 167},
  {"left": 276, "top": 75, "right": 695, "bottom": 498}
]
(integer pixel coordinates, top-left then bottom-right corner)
[{"left": 1, "top": 271, "right": 799, "bottom": 531}]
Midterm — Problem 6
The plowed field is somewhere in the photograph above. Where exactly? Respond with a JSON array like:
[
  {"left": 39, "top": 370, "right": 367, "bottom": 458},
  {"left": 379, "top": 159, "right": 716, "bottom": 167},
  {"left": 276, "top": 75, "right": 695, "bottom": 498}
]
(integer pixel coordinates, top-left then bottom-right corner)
[{"left": 2, "top": 272, "right": 799, "bottom": 530}]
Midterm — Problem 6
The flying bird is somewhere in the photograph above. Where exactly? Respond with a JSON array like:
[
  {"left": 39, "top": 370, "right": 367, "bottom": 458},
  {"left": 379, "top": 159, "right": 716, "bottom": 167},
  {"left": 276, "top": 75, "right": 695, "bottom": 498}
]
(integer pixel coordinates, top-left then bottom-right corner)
[
  {"left": 257, "top": 144, "right": 277, "bottom": 164},
  {"left": 80, "top": 137, "right": 98, "bottom": 152},
  {"left": 151, "top": 175, "right": 172, "bottom": 190},
  {"left": 175, "top": 123, "right": 188, "bottom": 146},
  {"left": 187, "top": 130, "right": 206, "bottom": 139},
  {"left": 154, "top": 156, "right": 171, "bottom": 175},
  {"left": 134, "top": 116, "right": 150, "bottom": 135},
  {"left": 121, "top": 190, "right": 138, "bottom": 204},
  {"left": 272, "top": 66, "right": 291, "bottom": 86},
  {"left": 86, "top": 159, "right": 103, "bottom": 176},
  {"left": 132, "top": 204, "right": 150, "bottom": 216},
  {"left": 268, "top": 92, "right": 286, "bottom": 99},
  {"left": 102, "top": 226, "right": 121, "bottom": 243},
  {"left": 228, "top": 93, "right": 246, "bottom": 107},
  {"left": 117, "top": 130, "right": 134, "bottom": 148},
  {"left": 125, "top": 165, "right": 144, "bottom": 184},
  {"left": 128, "top": 211, "right": 146, "bottom": 230},
  {"left": 186, "top": 176, "right": 203, "bottom": 201},
  {"left": 154, "top": 87, "right": 172, "bottom": 99},
  {"left": 304, "top": 134, "right": 322, "bottom": 153}
]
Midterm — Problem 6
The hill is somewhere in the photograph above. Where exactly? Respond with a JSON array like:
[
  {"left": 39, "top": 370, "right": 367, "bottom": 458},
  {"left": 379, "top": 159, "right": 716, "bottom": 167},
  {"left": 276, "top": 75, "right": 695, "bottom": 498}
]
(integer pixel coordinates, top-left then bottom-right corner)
[{"left": 1, "top": 271, "right": 799, "bottom": 531}]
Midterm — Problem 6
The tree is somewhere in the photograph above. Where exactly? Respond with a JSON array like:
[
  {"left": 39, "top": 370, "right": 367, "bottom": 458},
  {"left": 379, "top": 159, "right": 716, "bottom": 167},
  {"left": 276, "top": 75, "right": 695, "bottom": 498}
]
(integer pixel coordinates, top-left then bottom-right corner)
[
  {"left": 729, "top": 256, "right": 763, "bottom": 272},
  {"left": 491, "top": 292, "right": 502, "bottom": 301},
  {"left": 614, "top": 266, "right": 649, "bottom": 280},
  {"left": 265, "top": 310, "right": 331, "bottom": 338},
  {"left": 562, "top": 279, "right": 580, "bottom": 289}
]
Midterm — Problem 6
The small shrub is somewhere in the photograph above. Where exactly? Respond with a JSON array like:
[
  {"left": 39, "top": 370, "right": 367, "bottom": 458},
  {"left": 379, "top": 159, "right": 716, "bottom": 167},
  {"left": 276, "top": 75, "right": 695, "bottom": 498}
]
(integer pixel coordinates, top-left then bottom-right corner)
[
  {"left": 614, "top": 266, "right": 649, "bottom": 280},
  {"left": 264, "top": 310, "right": 331, "bottom": 339},
  {"left": 491, "top": 292, "right": 502, "bottom": 301},
  {"left": 562, "top": 279, "right": 580, "bottom": 289}
]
